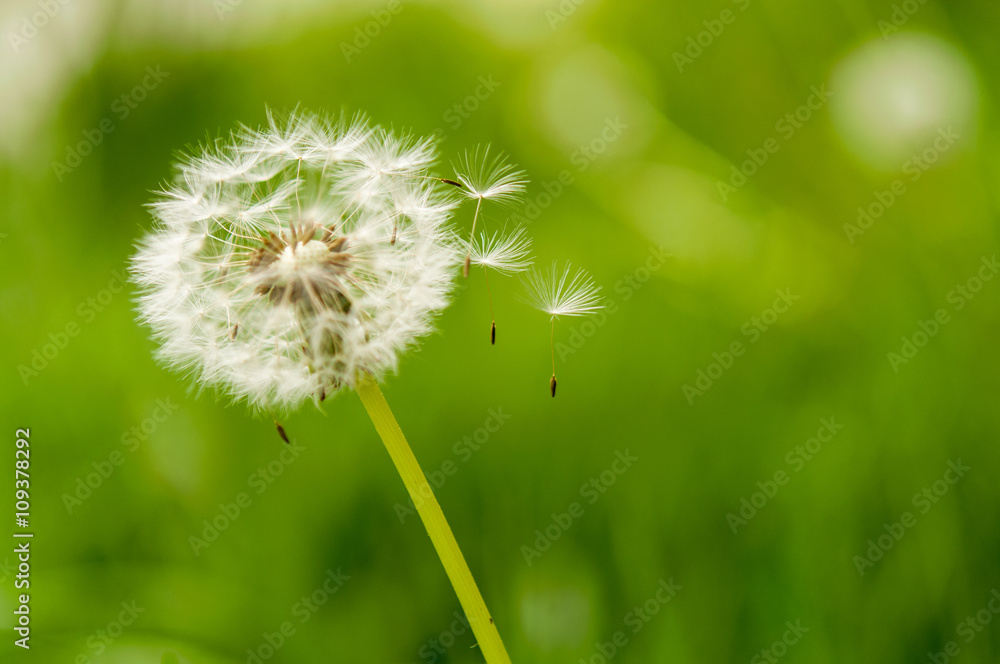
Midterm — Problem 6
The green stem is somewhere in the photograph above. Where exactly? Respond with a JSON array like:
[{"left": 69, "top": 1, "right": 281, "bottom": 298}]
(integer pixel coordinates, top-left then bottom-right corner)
[{"left": 355, "top": 372, "right": 511, "bottom": 664}]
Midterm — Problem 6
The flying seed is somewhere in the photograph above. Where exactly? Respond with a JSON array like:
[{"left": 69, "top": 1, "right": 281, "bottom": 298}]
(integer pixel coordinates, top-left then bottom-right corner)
[
  {"left": 490, "top": 321, "right": 496, "bottom": 345},
  {"left": 550, "top": 375, "right": 557, "bottom": 398},
  {"left": 440, "top": 178, "right": 464, "bottom": 188},
  {"left": 274, "top": 420, "right": 290, "bottom": 444}
]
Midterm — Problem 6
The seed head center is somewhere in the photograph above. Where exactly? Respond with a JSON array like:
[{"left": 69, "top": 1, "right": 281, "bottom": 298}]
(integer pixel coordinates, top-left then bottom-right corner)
[{"left": 279, "top": 240, "right": 331, "bottom": 276}]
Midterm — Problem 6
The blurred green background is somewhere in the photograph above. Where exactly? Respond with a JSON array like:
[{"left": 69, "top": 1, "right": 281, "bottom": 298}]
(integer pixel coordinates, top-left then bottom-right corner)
[{"left": 2, "top": 0, "right": 1000, "bottom": 661}]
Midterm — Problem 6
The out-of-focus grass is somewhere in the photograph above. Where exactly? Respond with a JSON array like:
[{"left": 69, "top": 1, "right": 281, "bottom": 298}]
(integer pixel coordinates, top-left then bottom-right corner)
[{"left": 1, "top": 0, "right": 999, "bottom": 662}]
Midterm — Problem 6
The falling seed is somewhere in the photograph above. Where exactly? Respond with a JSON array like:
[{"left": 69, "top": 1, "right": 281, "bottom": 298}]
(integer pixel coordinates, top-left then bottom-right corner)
[
  {"left": 274, "top": 420, "right": 290, "bottom": 443},
  {"left": 490, "top": 321, "right": 496, "bottom": 345},
  {"left": 550, "top": 375, "right": 557, "bottom": 398},
  {"left": 440, "top": 178, "right": 464, "bottom": 188}
]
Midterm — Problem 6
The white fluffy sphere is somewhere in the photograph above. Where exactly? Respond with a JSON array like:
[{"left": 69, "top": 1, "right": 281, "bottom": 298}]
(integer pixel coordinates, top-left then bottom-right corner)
[{"left": 131, "top": 111, "right": 460, "bottom": 410}]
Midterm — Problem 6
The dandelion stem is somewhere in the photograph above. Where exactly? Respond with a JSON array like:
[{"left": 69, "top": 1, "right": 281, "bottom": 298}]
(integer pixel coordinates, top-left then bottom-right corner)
[
  {"left": 355, "top": 373, "right": 511, "bottom": 664},
  {"left": 483, "top": 266, "right": 496, "bottom": 345},
  {"left": 550, "top": 317, "right": 555, "bottom": 377},
  {"left": 550, "top": 317, "right": 557, "bottom": 397},
  {"left": 464, "top": 197, "right": 483, "bottom": 278}
]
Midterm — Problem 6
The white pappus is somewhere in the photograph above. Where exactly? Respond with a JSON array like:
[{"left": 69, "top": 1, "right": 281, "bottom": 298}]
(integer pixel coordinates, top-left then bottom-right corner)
[{"left": 131, "top": 111, "right": 461, "bottom": 411}]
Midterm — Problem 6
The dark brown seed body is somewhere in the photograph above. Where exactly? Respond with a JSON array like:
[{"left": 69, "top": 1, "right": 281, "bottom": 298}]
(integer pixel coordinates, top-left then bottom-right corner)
[{"left": 275, "top": 420, "right": 290, "bottom": 444}]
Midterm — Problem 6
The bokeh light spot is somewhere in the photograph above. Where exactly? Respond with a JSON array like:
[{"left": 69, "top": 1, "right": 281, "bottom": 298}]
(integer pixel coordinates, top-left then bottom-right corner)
[{"left": 829, "top": 33, "right": 978, "bottom": 171}]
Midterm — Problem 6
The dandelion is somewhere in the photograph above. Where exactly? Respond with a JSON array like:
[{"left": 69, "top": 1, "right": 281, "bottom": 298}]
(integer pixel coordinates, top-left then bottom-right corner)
[
  {"left": 131, "top": 110, "right": 513, "bottom": 663},
  {"left": 452, "top": 146, "right": 527, "bottom": 277},
  {"left": 522, "top": 262, "right": 603, "bottom": 396},
  {"left": 468, "top": 227, "right": 533, "bottom": 344},
  {"left": 133, "top": 112, "right": 456, "bottom": 412}
]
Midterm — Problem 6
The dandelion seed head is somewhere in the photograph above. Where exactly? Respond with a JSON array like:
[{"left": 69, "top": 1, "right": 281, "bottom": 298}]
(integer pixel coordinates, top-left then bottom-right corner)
[
  {"left": 469, "top": 227, "right": 533, "bottom": 275},
  {"left": 453, "top": 146, "right": 527, "bottom": 205},
  {"left": 522, "top": 262, "right": 603, "bottom": 318},
  {"left": 131, "top": 110, "right": 460, "bottom": 411}
]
